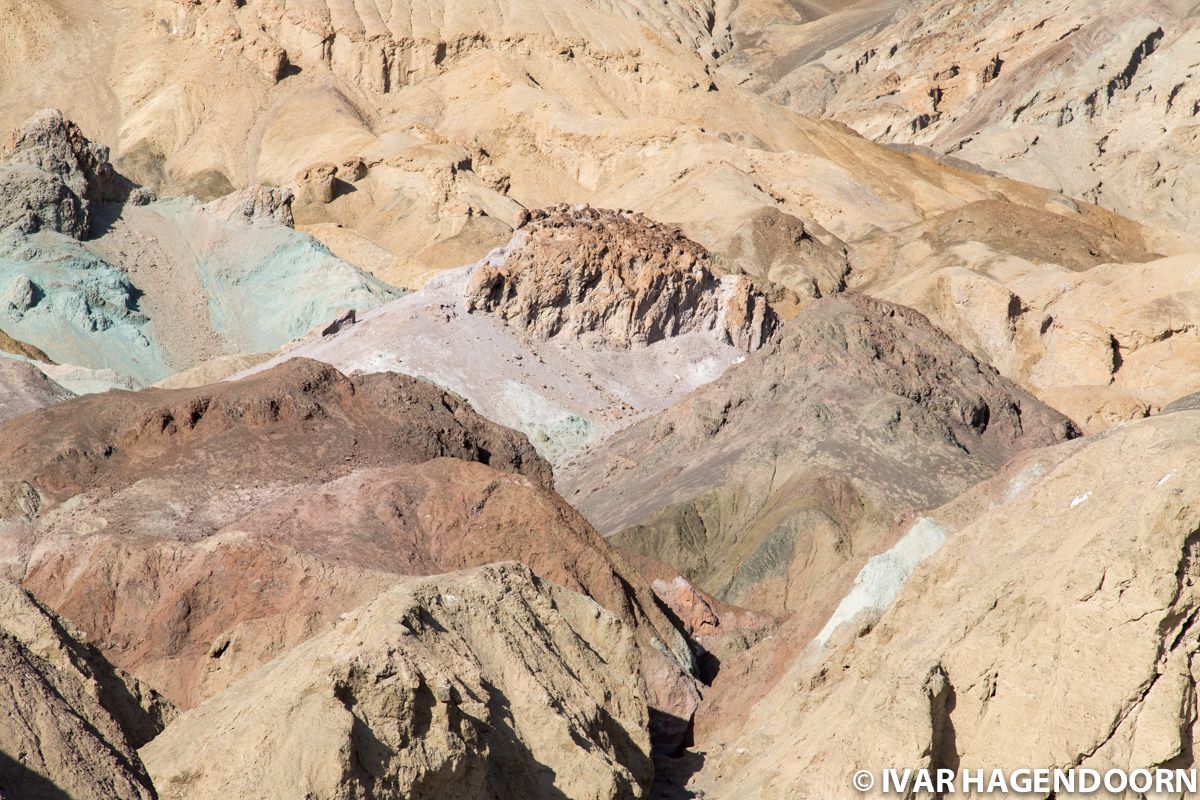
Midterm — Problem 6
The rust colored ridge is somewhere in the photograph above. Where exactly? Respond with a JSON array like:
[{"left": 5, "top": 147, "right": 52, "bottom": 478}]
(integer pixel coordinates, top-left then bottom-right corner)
[
  {"left": 19, "top": 459, "right": 695, "bottom": 722},
  {"left": 4, "top": 365, "right": 699, "bottom": 748},
  {"left": 466, "top": 204, "right": 778, "bottom": 351},
  {"left": 0, "top": 329, "right": 50, "bottom": 362},
  {"left": 0, "top": 356, "right": 551, "bottom": 512}
]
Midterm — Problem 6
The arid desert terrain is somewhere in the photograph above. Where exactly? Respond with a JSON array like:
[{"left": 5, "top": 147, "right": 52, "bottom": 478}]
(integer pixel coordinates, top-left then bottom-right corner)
[{"left": 2, "top": 0, "right": 1200, "bottom": 798}]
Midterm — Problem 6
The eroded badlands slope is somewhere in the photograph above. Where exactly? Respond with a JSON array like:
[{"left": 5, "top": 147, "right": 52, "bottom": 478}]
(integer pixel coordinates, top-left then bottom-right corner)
[
  {"left": 1, "top": 0, "right": 1157, "bottom": 298},
  {"left": 0, "top": 359, "right": 699, "bottom": 747},
  {"left": 142, "top": 563, "right": 653, "bottom": 800},
  {"left": 757, "top": 0, "right": 1200, "bottom": 235},
  {"left": 0, "top": 579, "right": 170, "bottom": 800},
  {"left": 562, "top": 293, "right": 1076, "bottom": 616},
  {"left": 690, "top": 408, "right": 1200, "bottom": 798}
]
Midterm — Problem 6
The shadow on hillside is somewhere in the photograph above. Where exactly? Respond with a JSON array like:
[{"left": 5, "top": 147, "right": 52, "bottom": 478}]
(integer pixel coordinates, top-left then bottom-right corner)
[
  {"left": 0, "top": 752, "right": 72, "bottom": 800},
  {"left": 651, "top": 748, "right": 707, "bottom": 799}
]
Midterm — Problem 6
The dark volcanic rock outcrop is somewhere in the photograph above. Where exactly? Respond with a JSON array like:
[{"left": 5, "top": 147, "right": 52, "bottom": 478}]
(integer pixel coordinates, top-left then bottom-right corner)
[
  {"left": 0, "top": 109, "right": 142, "bottom": 238},
  {"left": 465, "top": 205, "right": 778, "bottom": 351},
  {"left": 562, "top": 293, "right": 1078, "bottom": 616}
]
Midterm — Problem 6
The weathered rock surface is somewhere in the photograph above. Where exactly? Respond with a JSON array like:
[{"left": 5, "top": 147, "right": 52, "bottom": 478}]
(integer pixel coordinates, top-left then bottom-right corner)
[
  {"left": 247, "top": 210, "right": 778, "bottom": 461},
  {"left": 0, "top": 578, "right": 171, "bottom": 800},
  {"left": 151, "top": 352, "right": 274, "bottom": 390},
  {"left": 721, "top": 205, "right": 851, "bottom": 316},
  {"left": 202, "top": 184, "right": 295, "bottom": 227},
  {"left": 849, "top": 203, "right": 1200, "bottom": 431},
  {"left": 465, "top": 205, "right": 777, "bottom": 350},
  {"left": 690, "top": 409, "right": 1200, "bottom": 798},
  {"left": 0, "top": 359, "right": 698, "bottom": 747},
  {"left": 0, "top": 0, "right": 1132, "bottom": 299},
  {"left": 0, "top": 111, "right": 397, "bottom": 386},
  {"left": 142, "top": 563, "right": 652, "bottom": 800},
  {"left": 0, "top": 329, "right": 48, "bottom": 361},
  {"left": 561, "top": 293, "right": 1077, "bottom": 616},
  {"left": 0, "top": 108, "right": 133, "bottom": 238},
  {"left": 0, "top": 358, "right": 72, "bottom": 426},
  {"left": 756, "top": 0, "right": 1200, "bottom": 235}
]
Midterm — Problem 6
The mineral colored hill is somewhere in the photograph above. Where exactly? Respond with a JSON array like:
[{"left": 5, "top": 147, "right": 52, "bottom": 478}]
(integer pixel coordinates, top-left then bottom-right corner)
[
  {"left": 561, "top": 293, "right": 1078, "bottom": 616},
  {"left": 0, "top": 359, "right": 699, "bottom": 747},
  {"left": 0, "top": 578, "right": 171, "bottom": 800},
  {"left": 0, "top": 110, "right": 396, "bottom": 388},
  {"left": 142, "top": 563, "right": 653, "bottom": 800},
  {"left": 690, "top": 409, "right": 1200, "bottom": 798},
  {"left": 249, "top": 206, "right": 778, "bottom": 461}
]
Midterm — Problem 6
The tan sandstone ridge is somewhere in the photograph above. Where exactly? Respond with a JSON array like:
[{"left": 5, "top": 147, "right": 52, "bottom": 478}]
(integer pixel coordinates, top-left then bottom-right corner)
[
  {"left": 246, "top": 205, "right": 778, "bottom": 462},
  {"left": 0, "top": 0, "right": 1160, "bottom": 299},
  {"left": 755, "top": 0, "right": 1200, "bottom": 238},
  {"left": 0, "top": 578, "right": 171, "bottom": 800},
  {"left": 561, "top": 293, "right": 1077, "bottom": 617},
  {"left": 687, "top": 407, "right": 1200, "bottom": 799},
  {"left": 142, "top": 562, "right": 652, "bottom": 800},
  {"left": 0, "top": 358, "right": 700, "bottom": 746},
  {"left": 815, "top": 191, "right": 1200, "bottom": 431}
]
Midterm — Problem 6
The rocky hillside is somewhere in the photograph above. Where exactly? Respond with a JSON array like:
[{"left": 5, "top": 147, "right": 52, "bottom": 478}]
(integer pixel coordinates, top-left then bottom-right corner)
[
  {"left": 562, "top": 293, "right": 1077, "bottom": 616},
  {"left": 141, "top": 563, "right": 652, "bottom": 800},
  {"left": 0, "top": 0, "right": 1153, "bottom": 299},
  {"left": 0, "top": 358, "right": 71, "bottom": 426},
  {"left": 465, "top": 205, "right": 777, "bottom": 351},
  {"left": 247, "top": 206, "right": 779, "bottom": 461},
  {"left": 756, "top": 0, "right": 1200, "bottom": 235},
  {"left": 0, "top": 359, "right": 699, "bottom": 748},
  {"left": 0, "top": 110, "right": 395, "bottom": 388},
  {"left": 3, "top": 0, "right": 1200, "bottom": 797},
  {"left": 0, "top": 578, "right": 171, "bottom": 800},
  {"left": 691, "top": 407, "right": 1200, "bottom": 798}
]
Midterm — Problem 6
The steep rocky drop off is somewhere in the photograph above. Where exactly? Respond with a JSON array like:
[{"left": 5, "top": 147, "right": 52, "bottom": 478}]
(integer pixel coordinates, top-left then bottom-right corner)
[
  {"left": 465, "top": 205, "right": 777, "bottom": 351},
  {"left": 0, "top": 578, "right": 171, "bottom": 800},
  {"left": 141, "top": 563, "right": 653, "bottom": 800}
]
